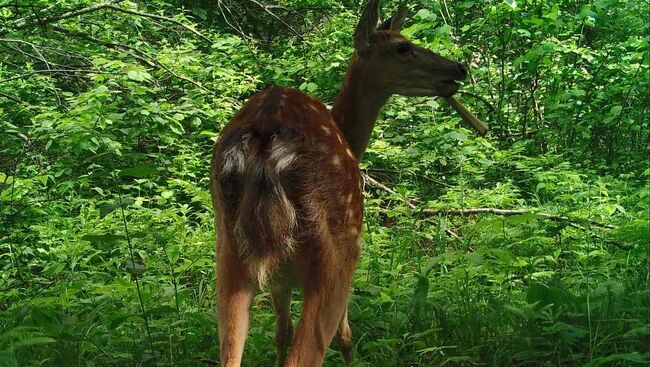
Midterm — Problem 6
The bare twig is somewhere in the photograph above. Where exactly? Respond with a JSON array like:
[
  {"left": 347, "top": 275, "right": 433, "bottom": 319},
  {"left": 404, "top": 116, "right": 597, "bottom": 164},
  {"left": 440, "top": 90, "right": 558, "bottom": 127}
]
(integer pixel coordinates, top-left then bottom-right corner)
[
  {"left": 363, "top": 173, "right": 416, "bottom": 210},
  {"left": 248, "top": 0, "right": 304, "bottom": 41},
  {"left": 6, "top": 40, "right": 86, "bottom": 64},
  {"left": 0, "top": 39, "right": 65, "bottom": 69},
  {"left": 216, "top": 0, "right": 253, "bottom": 40}
]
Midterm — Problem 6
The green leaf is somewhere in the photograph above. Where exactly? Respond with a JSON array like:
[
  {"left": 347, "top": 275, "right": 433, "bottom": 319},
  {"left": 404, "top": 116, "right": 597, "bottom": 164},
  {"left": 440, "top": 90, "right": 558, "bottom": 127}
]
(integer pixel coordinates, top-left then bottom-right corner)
[
  {"left": 119, "top": 166, "right": 157, "bottom": 177},
  {"left": 125, "top": 260, "right": 146, "bottom": 276},
  {"left": 145, "top": 305, "right": 177, "bottom": 316},
  {"left": 12, "top": 336, "right": 57, "bottom": 348},
  {"left": 503, "top": 0, "right": 517, "bottom": 10},
  {"left": 0, "top": 350, "right": 17, "bottom": 367},
  {"left": 446, "top": 131, "right": 467, "bottom": 142},
  {"left": 436, "top": 24, "right": 453, "bottom": 35},
  {"left": 98, "top": 197, "right": 135, "bottom": 218},
  {"left": 506, "top": 213, "right": 542, "bottom": 224},
  {"left": 82, "top": 233, "right": 125, "bottom": 243},
  {"left": 126, "top": 70, "right": 151, "bottom": 82},
  {"left": 411, "top": 275, "right": 429, "bottom": 320},
  {"left": 414, "top": 9, "right": 433, "bottom": 20},
  {"left": 583, "top": 352, "right": 648, "bottom": 367},
  {"left": 609, "top": 105, "right": 623, "bottom": 116},
  {"left": 527, "top": 282, "right": 568, "bottom": 309}
]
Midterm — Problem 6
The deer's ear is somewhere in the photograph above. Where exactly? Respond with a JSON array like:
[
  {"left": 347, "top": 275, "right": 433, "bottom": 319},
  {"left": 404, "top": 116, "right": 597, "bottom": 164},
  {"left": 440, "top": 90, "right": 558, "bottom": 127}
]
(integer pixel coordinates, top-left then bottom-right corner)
[
  {"left": 378, "top": 5, "right": 407, "bottom": 31},
  {"left": 354, "top": 0, "right": 380, "bottom": 53}
]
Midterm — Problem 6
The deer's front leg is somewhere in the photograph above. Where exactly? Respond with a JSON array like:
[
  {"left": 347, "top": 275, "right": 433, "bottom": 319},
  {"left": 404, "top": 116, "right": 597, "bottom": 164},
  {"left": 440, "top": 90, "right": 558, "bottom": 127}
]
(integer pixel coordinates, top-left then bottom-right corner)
[{"left": 217, "top": 241, "right": 255, "bottom": 367}]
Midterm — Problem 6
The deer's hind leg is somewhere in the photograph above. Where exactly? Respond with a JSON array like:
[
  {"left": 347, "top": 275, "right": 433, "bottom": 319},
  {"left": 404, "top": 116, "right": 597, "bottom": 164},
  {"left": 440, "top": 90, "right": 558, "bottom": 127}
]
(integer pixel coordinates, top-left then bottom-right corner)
[
  {"left": 336, "top": 308, "right": 353, "bottom": 364},
  {"left": 283, "top": 235, "right": 360, "bottom": 367},
  {"left": 271, "top": 283, "right": 293, "bottom": 366},
  {"left": 216, "top": 236, "right": 255, "bottom": 367}
]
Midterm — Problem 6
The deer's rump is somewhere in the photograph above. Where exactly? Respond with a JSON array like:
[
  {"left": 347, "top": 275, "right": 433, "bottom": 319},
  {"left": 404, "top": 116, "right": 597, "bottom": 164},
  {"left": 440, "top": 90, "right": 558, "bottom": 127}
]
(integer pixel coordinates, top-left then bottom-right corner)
[
  {"left": 212, "top": 126, "right": 307, "bottom": 284},
  {"left": 210, "top": 87, "right": 364, "bottom": 285}
]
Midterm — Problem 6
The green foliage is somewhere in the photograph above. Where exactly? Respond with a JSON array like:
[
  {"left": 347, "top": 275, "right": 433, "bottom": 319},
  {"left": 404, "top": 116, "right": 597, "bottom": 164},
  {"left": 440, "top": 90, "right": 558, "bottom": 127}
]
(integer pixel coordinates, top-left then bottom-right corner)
[{"left": 0, "top": 0, "right": 647, "bottom": 366}]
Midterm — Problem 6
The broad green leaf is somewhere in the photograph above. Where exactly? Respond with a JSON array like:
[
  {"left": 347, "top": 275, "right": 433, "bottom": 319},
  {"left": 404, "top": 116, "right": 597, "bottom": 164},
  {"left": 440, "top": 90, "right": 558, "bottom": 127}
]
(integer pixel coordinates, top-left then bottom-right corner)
[{"left": 119, "top": 166, "right": 157, "bottom": 177}]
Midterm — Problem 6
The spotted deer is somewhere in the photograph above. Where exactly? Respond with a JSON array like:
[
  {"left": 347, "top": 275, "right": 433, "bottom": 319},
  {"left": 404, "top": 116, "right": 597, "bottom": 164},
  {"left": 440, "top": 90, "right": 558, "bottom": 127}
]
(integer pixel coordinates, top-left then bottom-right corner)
[{"left": 209, "top": 1, "right": 471, "bottom": 365}]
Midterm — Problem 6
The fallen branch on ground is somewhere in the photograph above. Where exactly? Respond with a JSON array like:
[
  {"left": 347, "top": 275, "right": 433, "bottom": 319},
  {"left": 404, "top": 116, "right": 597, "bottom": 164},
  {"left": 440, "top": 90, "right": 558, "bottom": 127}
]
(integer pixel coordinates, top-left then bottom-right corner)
[
  {"left": 362, "top": 173, "right": 461, "bottom": 240},
  {"left": 362, "top": 173, "right": 619, "bottom": 231},
  {"left": 420, "top": 207, "right": 617, "bottom": 229}
]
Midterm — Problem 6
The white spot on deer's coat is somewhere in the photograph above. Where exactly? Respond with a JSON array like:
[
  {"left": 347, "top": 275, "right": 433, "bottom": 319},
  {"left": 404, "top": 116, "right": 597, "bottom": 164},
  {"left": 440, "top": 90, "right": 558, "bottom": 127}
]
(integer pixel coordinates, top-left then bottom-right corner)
[
  {"left": 270, "top": 141, "right": 298, "bottom": 172},
  {"left": 321, "top": 125, "right": 331, "bottom": 135},
  {"left": 336, "top": 134, "right": 343, "bottom": 144},
  {"left": 221, "top": 145, "right": 245, "bottom": 174},
  {"left": 345, "top": 148, "right": 354, "bottom": 159},
  {"left": 332, "top": 155, "right": 341, "bottom": 168},
  {"left": 346, "top": 208, "right": 354, "bottom": 222}
]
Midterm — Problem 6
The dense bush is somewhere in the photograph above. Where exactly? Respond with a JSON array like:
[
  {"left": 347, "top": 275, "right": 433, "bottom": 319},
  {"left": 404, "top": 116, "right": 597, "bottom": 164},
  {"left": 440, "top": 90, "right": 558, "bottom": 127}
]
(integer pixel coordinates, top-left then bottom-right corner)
[{"left": 1, "top": 0, "right": 647, "bottom": 366}]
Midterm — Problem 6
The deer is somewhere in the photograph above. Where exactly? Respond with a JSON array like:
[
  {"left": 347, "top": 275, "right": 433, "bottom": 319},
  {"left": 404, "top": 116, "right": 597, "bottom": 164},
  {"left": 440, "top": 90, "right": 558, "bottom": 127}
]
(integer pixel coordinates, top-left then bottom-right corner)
[{"left": 209, "top": 1, "right": 481, "bottom": 366}]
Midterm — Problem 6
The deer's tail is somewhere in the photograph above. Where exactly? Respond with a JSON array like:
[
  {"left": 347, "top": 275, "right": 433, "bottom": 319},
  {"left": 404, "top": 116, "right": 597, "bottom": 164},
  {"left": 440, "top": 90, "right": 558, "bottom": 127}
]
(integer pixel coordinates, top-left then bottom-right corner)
[{"left": 213, "top": 128, "right": 300, "bottom": 285}]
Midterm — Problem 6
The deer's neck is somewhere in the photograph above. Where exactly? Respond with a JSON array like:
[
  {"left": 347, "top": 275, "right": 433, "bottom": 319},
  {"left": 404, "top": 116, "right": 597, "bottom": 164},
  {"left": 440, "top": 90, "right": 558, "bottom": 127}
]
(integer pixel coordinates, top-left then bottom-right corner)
[{"left": 331, "top": 57, "right": 389, "bottom": 160}]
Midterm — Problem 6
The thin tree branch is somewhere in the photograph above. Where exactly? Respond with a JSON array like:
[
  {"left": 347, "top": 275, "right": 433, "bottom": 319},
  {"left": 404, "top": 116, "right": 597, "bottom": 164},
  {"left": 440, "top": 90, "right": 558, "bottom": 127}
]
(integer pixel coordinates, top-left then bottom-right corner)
[
  {"left": 48, "top": 25, "right": 156, "bottom": 68},
  {"left": 363, "top": 173, "right": 417, "bottom": 210},
  {"left": 3, "top": 1, "right": 123, "bottom": 34},
  {"left": 217, "top": 0, "right": 253, "bottom": 40},
  {"left": 248, "top": 0, "right": 304, "bottom": 41},
  {"left": 455, "top": 91, "right": 495, "bottom": 113},
  {"left": 105, "top": 5, "right": 212, "bottom": 44},
  {"left": 0, "top": 39, "right": 68, "bottom": 69},
  {"left": 49, "top": 25, "right": 217, "bottom": 95},
  {"left": 0, "top": 92, "right": 21, "bottom": 103},
  {"left": 0, "top": 69, "right": 110, "bottom": 84}
]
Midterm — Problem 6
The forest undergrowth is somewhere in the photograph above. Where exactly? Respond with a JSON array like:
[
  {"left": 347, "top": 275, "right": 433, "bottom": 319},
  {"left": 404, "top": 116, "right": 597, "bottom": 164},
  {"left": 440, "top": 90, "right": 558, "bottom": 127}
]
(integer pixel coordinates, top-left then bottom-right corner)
[{"left": 0, "top": 0, "right": 648, "bottom": 366}]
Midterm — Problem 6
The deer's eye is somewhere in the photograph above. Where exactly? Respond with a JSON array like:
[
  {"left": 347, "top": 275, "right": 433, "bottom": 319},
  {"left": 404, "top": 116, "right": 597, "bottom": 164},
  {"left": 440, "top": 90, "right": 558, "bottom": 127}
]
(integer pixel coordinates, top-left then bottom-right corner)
[{"left": 396, "top": 42, "right": 411, "bottom": 54}]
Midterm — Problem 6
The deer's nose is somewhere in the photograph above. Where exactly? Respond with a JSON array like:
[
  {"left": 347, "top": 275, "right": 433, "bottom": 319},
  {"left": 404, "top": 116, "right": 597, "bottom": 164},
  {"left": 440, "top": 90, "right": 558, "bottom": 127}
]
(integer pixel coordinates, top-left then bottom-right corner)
[{"left": 457, "top": 63, "right": 468, "bottom": 80}]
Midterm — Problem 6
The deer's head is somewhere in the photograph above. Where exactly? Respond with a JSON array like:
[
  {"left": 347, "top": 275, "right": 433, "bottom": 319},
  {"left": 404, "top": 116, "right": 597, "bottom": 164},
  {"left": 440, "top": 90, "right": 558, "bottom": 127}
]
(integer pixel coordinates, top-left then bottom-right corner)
[{"left": 353, "top": 0, "right": 467, "bottom": 98}]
